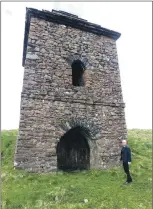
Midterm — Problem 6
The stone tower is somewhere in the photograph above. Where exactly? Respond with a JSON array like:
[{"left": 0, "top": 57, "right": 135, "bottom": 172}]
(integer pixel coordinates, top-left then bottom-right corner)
[{"left": 14, "top": 8, "right": 127, "bottom": 173}]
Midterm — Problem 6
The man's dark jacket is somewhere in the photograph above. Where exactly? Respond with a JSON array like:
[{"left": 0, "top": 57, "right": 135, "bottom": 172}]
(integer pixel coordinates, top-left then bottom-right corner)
[{"left": 120, "top": 146, "right": 132, "bottom": 163}]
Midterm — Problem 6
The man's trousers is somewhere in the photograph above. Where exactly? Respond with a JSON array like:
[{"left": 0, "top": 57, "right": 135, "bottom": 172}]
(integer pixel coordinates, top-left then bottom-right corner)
[{"left": 123, "top": 162, "right": 132, "bottom": 183}]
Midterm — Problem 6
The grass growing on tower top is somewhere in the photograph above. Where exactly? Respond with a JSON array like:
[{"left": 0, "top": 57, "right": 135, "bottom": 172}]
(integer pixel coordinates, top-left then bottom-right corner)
[{"left": 1, "top": 129, "right": 152, "bottom": 209}]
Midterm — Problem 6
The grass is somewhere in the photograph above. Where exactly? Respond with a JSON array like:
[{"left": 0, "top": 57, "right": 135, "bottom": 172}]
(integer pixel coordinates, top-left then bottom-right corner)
[{"left": 1, "top": 129, "right": 152, "bottom": 209}]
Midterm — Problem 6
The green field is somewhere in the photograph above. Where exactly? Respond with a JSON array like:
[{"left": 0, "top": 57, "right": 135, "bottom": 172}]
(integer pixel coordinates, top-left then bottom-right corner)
[{"left": 1, "top": 129, "right": 152, "bottom": 209}]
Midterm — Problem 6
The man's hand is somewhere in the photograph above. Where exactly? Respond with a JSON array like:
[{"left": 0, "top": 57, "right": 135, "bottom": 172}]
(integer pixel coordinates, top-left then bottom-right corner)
[{"left": 128, "top": 162, "right": 131, "bottom": 165}]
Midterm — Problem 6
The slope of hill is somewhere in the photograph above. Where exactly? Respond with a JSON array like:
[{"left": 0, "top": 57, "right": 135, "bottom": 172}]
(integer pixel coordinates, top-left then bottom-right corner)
[{"left": 1, "top": 129, "right": 152, "bottom": 209}]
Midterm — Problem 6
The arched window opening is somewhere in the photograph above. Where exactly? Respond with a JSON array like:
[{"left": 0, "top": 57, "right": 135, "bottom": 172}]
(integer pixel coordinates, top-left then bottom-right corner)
[
  {"left": 71, "top": 60, "right": 85, "bottom": 86},
  {"left": 56, "top": 126, "right": 90, "bottom": 171}
]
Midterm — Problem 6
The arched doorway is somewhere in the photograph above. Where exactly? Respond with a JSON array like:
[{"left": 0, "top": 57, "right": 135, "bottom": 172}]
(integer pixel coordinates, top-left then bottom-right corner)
[{"left": 56, "top": 126, "right": 90, "bottom": 171}]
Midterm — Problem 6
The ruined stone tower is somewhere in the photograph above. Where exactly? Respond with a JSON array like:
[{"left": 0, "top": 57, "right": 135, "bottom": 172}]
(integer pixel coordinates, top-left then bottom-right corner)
[{"left": 14, "top": 8, "right": 127, "bottom": 173}]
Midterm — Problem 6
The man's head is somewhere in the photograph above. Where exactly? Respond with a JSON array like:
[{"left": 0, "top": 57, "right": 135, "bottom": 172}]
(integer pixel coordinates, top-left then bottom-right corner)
[{"left": 121, "top": 139, "right": 127, "bottom": 147}]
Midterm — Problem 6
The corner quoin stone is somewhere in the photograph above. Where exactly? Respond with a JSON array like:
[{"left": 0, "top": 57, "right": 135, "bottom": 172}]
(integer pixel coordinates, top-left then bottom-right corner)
[{"left": 14, "top": 8, "right": 127, "bottom": 173}]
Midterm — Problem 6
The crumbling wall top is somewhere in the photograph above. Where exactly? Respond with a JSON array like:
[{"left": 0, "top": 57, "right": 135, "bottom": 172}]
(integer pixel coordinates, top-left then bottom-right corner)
[{"left": 22, "top": 7, "right": 121, "bottom": 66}]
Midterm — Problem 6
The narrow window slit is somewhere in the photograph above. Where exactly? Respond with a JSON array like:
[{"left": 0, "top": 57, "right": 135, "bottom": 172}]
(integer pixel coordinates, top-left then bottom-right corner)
[{"left": 71, "top": 60, "right": 85, "bottom": 86}]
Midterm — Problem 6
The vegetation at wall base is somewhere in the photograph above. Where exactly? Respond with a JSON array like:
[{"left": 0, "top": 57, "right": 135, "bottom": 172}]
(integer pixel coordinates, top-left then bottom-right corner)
[{"left": 1, "top": 129, "right": 152, "bottom": 209}]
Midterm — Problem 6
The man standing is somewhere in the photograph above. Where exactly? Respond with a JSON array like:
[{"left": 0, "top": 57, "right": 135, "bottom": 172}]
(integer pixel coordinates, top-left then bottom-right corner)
[{"left": 120, "top": 139, "right": 133, "bottom": 184}]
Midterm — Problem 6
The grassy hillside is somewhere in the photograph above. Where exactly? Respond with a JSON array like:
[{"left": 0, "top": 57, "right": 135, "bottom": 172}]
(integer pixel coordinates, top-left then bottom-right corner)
[{"left": 1, "top": 129, "right": 152, "bottom": 209}]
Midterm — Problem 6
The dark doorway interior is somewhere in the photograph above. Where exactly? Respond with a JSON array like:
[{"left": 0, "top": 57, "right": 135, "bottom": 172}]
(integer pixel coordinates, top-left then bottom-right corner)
[
  {"left": 57, "top": 126, "right": 90, "bottom": 171},
  {"left": 71, "top": 60, "right": 85, "bottom": 86}
]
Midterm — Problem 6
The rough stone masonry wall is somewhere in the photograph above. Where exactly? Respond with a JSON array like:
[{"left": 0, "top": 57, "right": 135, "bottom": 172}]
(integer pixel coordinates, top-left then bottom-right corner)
[{"left": 14, "top": 17, "right": 127, "bottom": 173}]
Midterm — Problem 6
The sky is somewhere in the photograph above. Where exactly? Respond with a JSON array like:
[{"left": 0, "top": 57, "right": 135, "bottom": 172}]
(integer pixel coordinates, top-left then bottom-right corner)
[{"left": 1, "top": 2, "right": 152, "bottom": 130}]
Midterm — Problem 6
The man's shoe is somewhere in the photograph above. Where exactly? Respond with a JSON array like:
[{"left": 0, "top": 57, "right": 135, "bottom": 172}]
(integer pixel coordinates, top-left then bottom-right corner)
[
  {"left": 128, "top": 181, "right": 132, "bottom": 184},
  {"left": 123, "top": 181, "right": 132, "bottom": 185},
  {"left": 123, "top": 181, "right": 128, "bottom": 185}
]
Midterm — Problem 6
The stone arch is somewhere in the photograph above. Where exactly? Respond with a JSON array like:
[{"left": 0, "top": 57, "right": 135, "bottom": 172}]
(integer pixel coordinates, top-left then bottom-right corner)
[
  {"left": 59, "top": 117, "right": 100, "bottom": 139},
  {"left": 64, "top": 54, "right": 91, "bottom": 87},
  {"left": 57, "top": 118, "right": 101, "bottom": 170},
  {"left": 65, "top": 54, "right": 90, "bottom": 69},
  {"left": 56, "top": 126, "right": 90, "bottom": 171}
]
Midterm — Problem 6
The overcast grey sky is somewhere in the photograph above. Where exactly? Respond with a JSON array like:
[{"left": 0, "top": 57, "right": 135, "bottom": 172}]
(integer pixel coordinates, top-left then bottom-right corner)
[{"left": 2, "top": 2, "right": 152, "bottom": 130}]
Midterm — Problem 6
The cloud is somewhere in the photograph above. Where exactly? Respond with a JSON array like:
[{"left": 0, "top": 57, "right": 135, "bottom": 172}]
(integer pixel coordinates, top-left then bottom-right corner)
[
  {"left": 52, "top": 2, "right": 85, "bottom": 17},
  {"left": 5, "top": 9, "right": 12, "bottom": 16}
]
